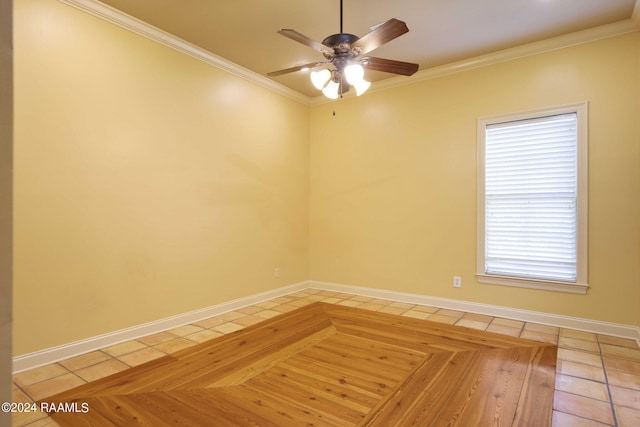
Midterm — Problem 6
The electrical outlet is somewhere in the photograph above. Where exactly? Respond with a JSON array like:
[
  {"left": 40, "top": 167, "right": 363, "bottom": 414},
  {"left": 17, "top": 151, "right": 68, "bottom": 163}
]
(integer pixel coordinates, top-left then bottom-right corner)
[
  {"left": 275, "top": 268, "right": 280, "bottom": 278},
  {"left": 453, "top": 276, "right": 462, "bottom": 288}
]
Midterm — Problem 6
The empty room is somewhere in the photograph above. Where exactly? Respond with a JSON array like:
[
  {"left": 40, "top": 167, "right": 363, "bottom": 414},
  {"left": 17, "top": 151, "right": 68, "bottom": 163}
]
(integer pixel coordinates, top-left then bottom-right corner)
[{"left": 3, "top": 0, "right": 640, "bottom": 425}]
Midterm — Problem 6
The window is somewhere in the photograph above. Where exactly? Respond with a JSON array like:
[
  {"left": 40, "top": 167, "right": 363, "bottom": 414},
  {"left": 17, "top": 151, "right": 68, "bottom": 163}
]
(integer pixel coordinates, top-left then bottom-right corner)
[{"left": 477, "top": 103, "right": 588, "bottom": 294}]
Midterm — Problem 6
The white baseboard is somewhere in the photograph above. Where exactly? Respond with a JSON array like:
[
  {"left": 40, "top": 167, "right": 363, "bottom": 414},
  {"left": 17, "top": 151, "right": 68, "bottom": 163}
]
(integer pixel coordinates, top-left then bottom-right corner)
[
  {"left": 12, "top": 282, "right": 308, "bottom": 373},
  {"left": 309, "top": 280, "right": 640, "bottom": 344},
  {"left": 14, "top": 279, "right": 640, "bottom": 373}
]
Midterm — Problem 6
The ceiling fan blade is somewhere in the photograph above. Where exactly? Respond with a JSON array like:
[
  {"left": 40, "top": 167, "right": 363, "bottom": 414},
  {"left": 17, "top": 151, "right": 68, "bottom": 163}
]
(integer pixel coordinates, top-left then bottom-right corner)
[
  {"left": 351, "top": 18, "right": 409, "bottom": 55},
  {"left": 277, "top": 29, "right": 330, "bottom": 54},
  {"left": 362, "top": 57, "right": 419, "bottom": 76},
  {"left": 267, "top": 62, "right": 327, "bottom": 77}
]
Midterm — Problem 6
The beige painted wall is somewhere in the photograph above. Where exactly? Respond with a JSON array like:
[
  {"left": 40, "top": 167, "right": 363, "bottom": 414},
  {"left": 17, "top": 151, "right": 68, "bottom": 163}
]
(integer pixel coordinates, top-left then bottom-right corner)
[
  {"left": 13, "top": 0, "right": 640, "bottom": 359},
  {"left": 13, "top": 0, "right": 309, "bottom": 355},
  {"left": 0, "top": 0, "right": 12, "bottom": 418},
  {"left": 310, "top": 32, "right": 640, "bottom": 325}
]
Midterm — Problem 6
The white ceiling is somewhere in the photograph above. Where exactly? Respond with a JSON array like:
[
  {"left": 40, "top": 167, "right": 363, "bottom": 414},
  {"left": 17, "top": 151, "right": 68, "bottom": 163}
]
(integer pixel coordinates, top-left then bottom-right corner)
[{"left": 92, "top": 0, "right": 638, "bottom": 98}]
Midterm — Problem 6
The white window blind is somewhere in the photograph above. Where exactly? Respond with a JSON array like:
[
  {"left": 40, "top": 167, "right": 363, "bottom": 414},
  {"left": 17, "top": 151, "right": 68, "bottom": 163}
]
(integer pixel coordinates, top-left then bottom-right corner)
[{"left": 484, "top": 113, "right": 578, "bottom": 282}]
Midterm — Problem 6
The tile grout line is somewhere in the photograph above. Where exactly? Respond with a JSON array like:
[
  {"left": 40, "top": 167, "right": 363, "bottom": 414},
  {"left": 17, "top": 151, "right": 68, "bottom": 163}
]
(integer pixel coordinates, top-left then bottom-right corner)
[
  {"left": 485, "top": 316, "right": 498, "bottom": 332},
  {"left": 515, "top": 321, "right": 525, "bottom": 338}
]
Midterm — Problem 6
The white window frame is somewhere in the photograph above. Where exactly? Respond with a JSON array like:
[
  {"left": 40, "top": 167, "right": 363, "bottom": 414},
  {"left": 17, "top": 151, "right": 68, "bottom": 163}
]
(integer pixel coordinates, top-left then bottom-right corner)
[{"left": 477, "top": 102, "right": 589, "bottom": 294}]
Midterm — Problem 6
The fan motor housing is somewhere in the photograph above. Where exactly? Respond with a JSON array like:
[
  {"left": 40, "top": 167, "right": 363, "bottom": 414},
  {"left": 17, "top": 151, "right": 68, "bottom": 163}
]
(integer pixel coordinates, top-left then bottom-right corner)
[{"left": 323, "top": 33, "right": 359, "bottom": 52}]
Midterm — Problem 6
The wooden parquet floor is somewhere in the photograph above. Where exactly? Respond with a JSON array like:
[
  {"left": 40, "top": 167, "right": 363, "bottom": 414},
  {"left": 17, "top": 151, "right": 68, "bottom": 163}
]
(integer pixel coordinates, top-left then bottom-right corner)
[{"left": 42, "top": 302, "right": 557, "bottom": 426}]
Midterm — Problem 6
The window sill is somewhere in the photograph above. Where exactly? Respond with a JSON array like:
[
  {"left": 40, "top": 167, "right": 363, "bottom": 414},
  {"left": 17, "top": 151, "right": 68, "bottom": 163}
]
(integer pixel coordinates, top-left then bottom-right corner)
[{"left": 476, "top": 274, "right": 589, "bottom": 294}]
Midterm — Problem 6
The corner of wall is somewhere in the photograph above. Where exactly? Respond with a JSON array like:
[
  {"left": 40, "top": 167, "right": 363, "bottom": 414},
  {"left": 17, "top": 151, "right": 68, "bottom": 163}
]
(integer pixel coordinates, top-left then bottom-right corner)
[{"left": 0, "top": 0, "right": 13, "bottom": 422}]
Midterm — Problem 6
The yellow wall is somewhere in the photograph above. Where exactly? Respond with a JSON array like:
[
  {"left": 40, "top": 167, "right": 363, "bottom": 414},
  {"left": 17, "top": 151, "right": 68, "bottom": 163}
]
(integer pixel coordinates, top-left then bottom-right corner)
[
  {"left": 1, "top": 0, "right": 13, "bottom": 416},
  {"left": 310, "top": 32, "right": 640, "bottom": 325},
  {"left": 13, "top": 0, "right": 309, "bottom": 355}
]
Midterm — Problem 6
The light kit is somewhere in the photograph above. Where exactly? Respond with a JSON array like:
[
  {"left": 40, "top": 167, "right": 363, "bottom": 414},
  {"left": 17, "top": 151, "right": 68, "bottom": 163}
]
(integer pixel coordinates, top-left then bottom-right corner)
[{"left": 268, "top": 0, "right": 418, "bottom": 99}]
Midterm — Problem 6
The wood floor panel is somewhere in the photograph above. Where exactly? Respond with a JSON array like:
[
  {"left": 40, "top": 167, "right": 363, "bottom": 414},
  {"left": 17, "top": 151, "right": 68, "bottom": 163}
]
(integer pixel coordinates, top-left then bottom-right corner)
[
  {"left": 171, "top": 302, "right": 331, "bottom": 360},
  {"left": 331, "top": 315, "right": 521, "bottom": 352},
  {"left": 334, "top": 301, "right": 523, "bottom": 345},
  {"left": 219, "top": 381, "right": 351, "bottom": 427},
  {"left": 55, "top": 309, "right": 335, "bottom": 399},
  {"left": 52, "top": 394, "right": 174, "bottom": 427},
  {"left": 174, "top": 389, "right": 282, "bottom": 427},
  {"left": 47, "top": 398, "right": 115, "bottom": 427},
  {"left": 511, "top": 345, "right": 558, "bottom": 426},
  {"left": 412, "top": 347, "right": 533, "bottom": 426},
  {"left": 151, "top": 309, "right": 335, "bottom": 391},
  {"left": 330, "top": 312, "right": 494, "bottom": 352},
  {"left": 206, "top": 324, "right": 337, "bottom": 387},
  {"left": 126, "top": 392, "right": 216, "bottom": 426},
  {"left": 264, "top": 363, "right": 381, "bottom": 409},
  {"left": 363, "top": 347, "right": 532, "bottom": 426},
  {"left": 359, "top": 350, "right": 458, "bottom": 426},
  {"left": 43, "top": 302, "right": 556, "bottom": 426},
  {"left": 248, "top": 373, "right": 368, "bottom": 424},
  {"left": 278, "top": 356, "right": 391, "bottom": 398},
  {"left": 333, "top": 321, "right": 455, "bottom": 353},
  {"left": 298, "top": 338, "right": 417, "bottom": 379},
  {"left": 49, "top": 356, "right": 177, "bottom": 400},
  {"left": 291, "top": 350, "right": 406, "bottom": 389},
  {"left": 88, "top": 396, "right": 153, "bottom": 427},
  {"left": 311, "top": 332, "right": 425, "bottom": 370}
]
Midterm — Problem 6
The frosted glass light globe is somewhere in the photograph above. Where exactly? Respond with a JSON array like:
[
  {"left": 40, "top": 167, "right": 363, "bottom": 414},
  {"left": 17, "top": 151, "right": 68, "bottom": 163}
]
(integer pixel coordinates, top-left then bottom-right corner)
[
  {"left": 322, "top": 79, "right": 340, "bottom": 99},
  {"left": 310, "top": 69, "right": 331, "bottom": 90},
  {"left": 354, "top": 79, "right": 371, "bottom": 96},
  {"left": 344, "top": 64, "right": 365, "bottom": 85}
]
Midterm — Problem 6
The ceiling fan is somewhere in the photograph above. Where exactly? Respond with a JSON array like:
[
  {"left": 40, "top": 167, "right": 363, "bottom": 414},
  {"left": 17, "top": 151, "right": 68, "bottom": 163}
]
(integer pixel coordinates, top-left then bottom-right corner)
[{"left": 267, "top": 0, "right": 419, "bottom": 99}]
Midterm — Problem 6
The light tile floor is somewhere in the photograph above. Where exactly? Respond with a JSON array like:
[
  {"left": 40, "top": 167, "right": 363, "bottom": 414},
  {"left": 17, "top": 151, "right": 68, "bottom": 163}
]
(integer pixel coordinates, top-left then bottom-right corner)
[{"left": 11, "top": 289, "right": 640, "bottom": 426}]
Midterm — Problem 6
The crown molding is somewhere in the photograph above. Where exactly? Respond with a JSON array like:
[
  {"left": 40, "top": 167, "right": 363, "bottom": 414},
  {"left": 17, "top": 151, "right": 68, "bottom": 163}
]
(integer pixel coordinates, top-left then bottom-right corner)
[{"left": 57, "top": 0, "right": 311, "bottom": 105}]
